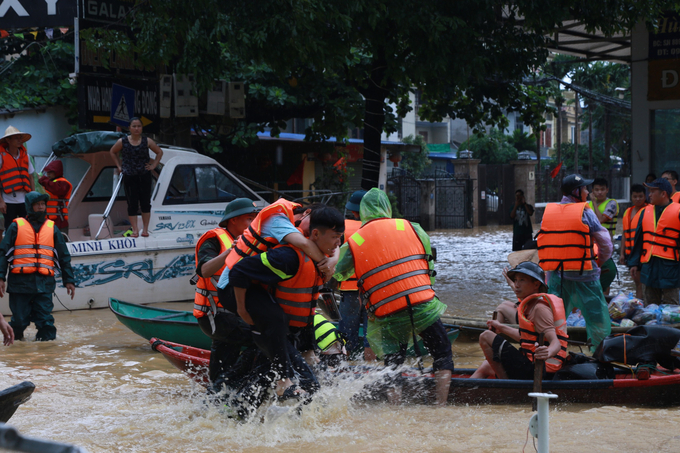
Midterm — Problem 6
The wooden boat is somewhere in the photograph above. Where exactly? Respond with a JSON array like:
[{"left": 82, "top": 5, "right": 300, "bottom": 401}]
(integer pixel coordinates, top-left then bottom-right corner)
[
  {"left": 110, "top": 298, "right": 212, "bottom": 350},
  {"left": 0, "top": 381, "right": 35, "bottom": 423},
  {"left": 440, "top": 315, "right": 680, "bottom": 344},
  {"left": 150, "top": 338, "right": 680, "bottom": 406}
]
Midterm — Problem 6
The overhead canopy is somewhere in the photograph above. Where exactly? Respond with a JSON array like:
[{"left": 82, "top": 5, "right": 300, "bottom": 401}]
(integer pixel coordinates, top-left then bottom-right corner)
[
  {"left": 547, "top": 20, "right": 631, "bottom": 64},
  {"left": 52, "top": 132, "right": 125, "bottom": 157}
]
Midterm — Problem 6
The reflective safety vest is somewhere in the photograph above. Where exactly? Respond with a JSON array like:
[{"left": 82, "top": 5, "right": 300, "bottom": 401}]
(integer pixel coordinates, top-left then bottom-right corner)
[
  {"left": 45, "top": 178, "right": 72, "bottom": 223},
  {"left": 640, "top": 202, "right": 680, "bottom": 263},
  {"left": 271, "top": 246, "right": 323, "bottom": 328},
  {"left": 348, "top": 218, "right": 435, "bottom": 318},
  {"left": 588, "top": 199, "right": 619, "bottom": 238},
  {"left": 224, "top": 198, "right": 301, "bottom": 271},
  {"left": 338, "top": 219, "right": 362, "bottom": 291},
  {"left": 672, "top": 192, "right": 680, "bottom": 204},
  {"left": 0, "top": 145, "right": 31, "bottom": 194},
  {"left": 517, "top": 293, "right": 569, "bottom": 373},
  {"left": 622, "top": 205, "right": 648, "bottom": 259},
  {"left": 193, "top": 228, "right": 234, "bottom": 319},
  {"left": 9, "top": 218, "right": 57, "bottom": 276},
  {"left": 537, "top": 203, "right": 595, "bottom": 273},
  {"left": 313, "top": 314, "right": 344, "bottom": 351}
]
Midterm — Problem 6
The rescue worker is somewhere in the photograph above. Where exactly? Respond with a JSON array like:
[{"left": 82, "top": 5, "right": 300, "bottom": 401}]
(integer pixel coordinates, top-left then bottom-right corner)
[
  {"left": 226, "top": 206, "right": 345, "bottom": 400},
  {"left": 38, "top": 160, "right": 72, "bottom": 236},
  {"left": 470, "top": 262, "right": 568, "bottom": 379},
  {"left": 620, "top": 184, "right": 648, "bottom": 299},
  {"left": 338, "top": 189, "right": 374, "bottom": 360},
  {"left": 0, "top": 191, "right": 76, "bottom": 341},
  {"left": 628, "top": 178, "right": 680, "bottom": 306},
  {"left": 0, "top": 126, "right": 35, "bottom": 234},
  {"left": 216, "top": 198, "right": 336, "bottom": 292},
  {"left": 193, "top": 198, "right": 259, "bottom": 391},
  {"left": 661, "top": 170, "right": 680, "bottom": 204},
  {"left": 537, "top": 174, "right": 612, "bottom": 351},
  {"left": 333, "top": 188, "right": 454, "bottom": 406},
  {"left": 588, "top": 177, "right": 618, "bottom": 294}
]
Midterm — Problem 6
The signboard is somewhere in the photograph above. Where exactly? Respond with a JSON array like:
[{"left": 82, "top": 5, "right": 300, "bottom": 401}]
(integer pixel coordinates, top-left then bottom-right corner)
[
  {"left": 110, "top": 83, "right": 135, "bottom": 127},
  {"left": 81, "top": 0, "right": 134, "bottom": 24},
  {"left": 649, "top": 12, "right": 680, "bottom": 60},
  {"left": 0, "top": 0, "right": 76, "bottom": 29},
  {"left": 78, "top": 75, "right": 159, "bottom": 133},
  {"left": 648, "top": 59, "right": 680, "bottom": 101}
]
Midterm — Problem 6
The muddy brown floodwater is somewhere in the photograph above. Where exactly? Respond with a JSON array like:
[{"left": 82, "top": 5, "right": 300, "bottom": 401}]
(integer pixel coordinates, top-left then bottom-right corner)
[{"left": 1, "top": 226, "right": 678, "bottom": 453}]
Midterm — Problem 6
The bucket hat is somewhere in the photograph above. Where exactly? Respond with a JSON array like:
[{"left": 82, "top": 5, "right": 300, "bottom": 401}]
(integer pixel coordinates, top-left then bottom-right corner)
[
  {"left": 506, "top": 261, "right": 548, "bottom": 293},
  {"left": 219, "top": 198, "right": 259, "bottom": 227}
]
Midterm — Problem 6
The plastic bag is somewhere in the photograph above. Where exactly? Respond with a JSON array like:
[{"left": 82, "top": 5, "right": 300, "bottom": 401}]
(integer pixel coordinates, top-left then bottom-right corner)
[
  {"left": 567, "top": 309, "right": 585, "bottom": 327},
  {"left": 619, "top": 318, "right": 636, "bottom": 328},
  {"left": 632, "top": 304, "right": 660, "bottom": 326},
  {"left": 661, "top": 305, "right": 680, "bottom": 325}
]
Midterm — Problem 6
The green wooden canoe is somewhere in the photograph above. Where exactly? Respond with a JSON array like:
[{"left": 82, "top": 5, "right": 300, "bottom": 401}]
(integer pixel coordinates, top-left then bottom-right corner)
[{"left": 109, "top": 298, "right": 212, "bottom": 349}]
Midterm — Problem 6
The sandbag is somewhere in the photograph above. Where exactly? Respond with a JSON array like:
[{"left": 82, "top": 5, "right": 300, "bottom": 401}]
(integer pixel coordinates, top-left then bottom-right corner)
[{"left": 593, "top": 325, "right": 680, "bottom": 370}]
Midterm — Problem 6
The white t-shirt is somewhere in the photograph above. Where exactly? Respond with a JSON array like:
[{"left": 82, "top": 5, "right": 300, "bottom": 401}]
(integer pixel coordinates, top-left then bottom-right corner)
[{"left": 0, "top": 154, "right": 35, "bottom": 204}]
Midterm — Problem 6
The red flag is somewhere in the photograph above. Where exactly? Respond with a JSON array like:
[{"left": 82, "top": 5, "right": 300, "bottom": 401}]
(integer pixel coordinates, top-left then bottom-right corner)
[
  {"left": 287, "top": 160, "right": 305, "bottom": 186},
  {"left": 550, "top": 162, "right": 563, "bottom": 179}
]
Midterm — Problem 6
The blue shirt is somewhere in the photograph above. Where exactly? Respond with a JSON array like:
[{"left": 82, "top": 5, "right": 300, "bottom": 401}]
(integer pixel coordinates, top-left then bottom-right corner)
[{"left": 216, "top": 213, "right": 300, "bottom": 289}]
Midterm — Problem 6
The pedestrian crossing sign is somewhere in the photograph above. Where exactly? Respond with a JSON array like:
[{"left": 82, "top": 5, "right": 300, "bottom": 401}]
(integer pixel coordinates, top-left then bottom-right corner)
[{"left": 111, "top": 84, "right": 136, "bottom": 128}]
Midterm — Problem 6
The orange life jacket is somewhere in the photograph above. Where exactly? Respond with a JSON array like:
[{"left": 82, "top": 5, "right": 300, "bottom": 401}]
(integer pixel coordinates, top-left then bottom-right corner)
[
  {"left": 273, "top": 246, "right": 323, "bottom": 328},
  {"left": 224, "top": 198, "right": 301, "bottom": 270},
  {"left": 537, "top": 202, "right": 594, "bottom": 272},
  {"left": 193, "top": 228, "right": 234, "bottom": 319},
  {"left": 9, "top": 218, "right": 57, "bottom": 276},
  {"left": 672, "top": 192, "right": 680, "bottom": 204},
  {"left": 338, "top": 219, "right": 362, "bottom": 291},
  {"left": 0, "top": 145, "right": 31, "bottom": 194},
  {"left": 518, "top": 293, "right": 569, "bottom": 373},
  {"left": 622, "top": 204, "right": 647, "bottom": 259},
  {"left": 640, "top": 202, "right": 680, "bottom": 263},
  {"left": 45, "top": 177, "right": 73, "bottom": 222},
  {"left": 348, "top": 218, "right": 435, "bottom": 318}
]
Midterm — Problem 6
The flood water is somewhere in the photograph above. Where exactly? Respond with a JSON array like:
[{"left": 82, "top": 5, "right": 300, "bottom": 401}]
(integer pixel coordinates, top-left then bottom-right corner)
[{"left": 1, "top": 226, "right": 677, "bottom": 453}]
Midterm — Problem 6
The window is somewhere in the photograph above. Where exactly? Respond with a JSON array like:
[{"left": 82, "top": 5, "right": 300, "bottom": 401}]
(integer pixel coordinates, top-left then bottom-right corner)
[
  {"left": 83, "top": 167, "right": 127, "bottom": 202},
  {"left": 163, "top": 164, "right": 254, "bottom": 205},
  {"left": 651, "top": 109, "right": 680, "bottom": 176}
]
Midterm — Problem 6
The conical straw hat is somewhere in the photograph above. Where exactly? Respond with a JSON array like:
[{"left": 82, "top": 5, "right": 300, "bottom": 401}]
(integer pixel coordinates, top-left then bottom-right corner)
[
  {"left": 0, "top": 126, "right": 32, "bottom": 145},
  {"left": 507, "top": 249, "right": 539, "bottom": 268}
]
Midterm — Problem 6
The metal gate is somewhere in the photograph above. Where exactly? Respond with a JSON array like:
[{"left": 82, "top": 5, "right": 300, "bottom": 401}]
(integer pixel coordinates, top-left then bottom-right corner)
[
  {"left": 433, "top": 171, "right": 472, "bottom": 229},
  {"left": 387, "top": 170, "right": 421, "bottom": 223},
  {"left": 478, "top": 164, "right": 515, "bottom": 225}
]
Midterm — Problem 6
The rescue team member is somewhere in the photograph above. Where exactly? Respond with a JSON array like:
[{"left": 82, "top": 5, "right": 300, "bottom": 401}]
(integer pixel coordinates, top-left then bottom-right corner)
[
  {"left": 38, "top": 160, "right": 72, "bottom": 236},
  {"left": 588, "top": 177, "right": 618, "bottom": 295},
  {"left": 334, "top": 188, "right": 454, "bottom": 406},
  {"left": 661, "top": 170, "right": 680, "bottom": 204},
  {"left": 0, "top": 126, "right": 35, "bottom": 234},
  {"left": 216, "top": 198, "right": 337, "bottom": 292},
  {"left": 628, "top": 178, "right": 680, "bottom": 306},
  {"left": 312, "top": 314, "right": 347, "bottom": 368},
  {"left": 338, "top": 190, "right": 375, "bottom": 360},
  {"left": 620, "top": 184, "right": 648, "bottom": 299},
  {"left": 0, "top": 192, "right": 76, "bottom": 341},
  {"left": 471, "top": 262, "right": 568, "bottom": 379},
  {"left": 193, "top": 198, "right": 259, "bottom": 391},
  {"left": 537, "top": 174, "right": 612, "bottom": 351},
  {"left": 225, "top": 206, "right": 345, "bottom": 399}
]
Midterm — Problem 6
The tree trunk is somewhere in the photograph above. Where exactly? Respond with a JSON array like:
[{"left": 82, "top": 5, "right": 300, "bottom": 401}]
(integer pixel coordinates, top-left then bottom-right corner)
[
  {"left": 360, "top": 63, "right": 389, "bottom": 190},
  {"left": 574, "top": 93, "right": 580, "bottom": 174},
  {"left": 536, "top": 132, "right": 541, "bottom": 170},
  {"left": 588, "top": 104, "right": 593, "bottom": 178},
  {"left": 556, "top": 99, "right": 562, "bottom": 174}
]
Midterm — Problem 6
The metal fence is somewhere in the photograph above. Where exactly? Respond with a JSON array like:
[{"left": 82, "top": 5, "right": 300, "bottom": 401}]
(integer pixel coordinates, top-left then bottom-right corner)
[{"left": 536, "top": 169, "right": 628, "bottom": 203}]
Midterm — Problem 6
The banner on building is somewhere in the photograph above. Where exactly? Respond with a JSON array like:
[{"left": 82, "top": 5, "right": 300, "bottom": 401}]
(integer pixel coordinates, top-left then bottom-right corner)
[
  {"left": 648, "top": 58, "right": 680, "bottom": 101},
  {"left": 0, "top": 0, "right": 76, "bottom": 29}
]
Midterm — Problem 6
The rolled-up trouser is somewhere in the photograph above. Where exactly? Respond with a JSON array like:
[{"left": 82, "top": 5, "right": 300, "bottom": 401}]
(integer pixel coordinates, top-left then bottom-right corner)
[
  {"left": 339, "top": 291, "right": 369, "bottom": 358},
  {"left": 9, "top": 292, "right": 55, "bottom": 341},
  {"left": 548, "top": 273, "right": 611, "bottom": 351},
  {"left": 599, "top": 257, "right": 617, "bottom": 292},
  {"left": 383, "top": 319, "right": 454, "bottom": 373}
]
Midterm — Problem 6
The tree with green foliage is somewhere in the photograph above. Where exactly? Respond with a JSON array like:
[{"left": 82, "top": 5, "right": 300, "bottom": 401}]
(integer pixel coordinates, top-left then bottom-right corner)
[
  {"left": 400, "top": 135, "right": 432, "bottom": 178},
  {"left": 508, "top": 130, "right": 536, "bottom": 154},
  {"left": 460, "top": 129, "right": 518, "bottom": 164}
]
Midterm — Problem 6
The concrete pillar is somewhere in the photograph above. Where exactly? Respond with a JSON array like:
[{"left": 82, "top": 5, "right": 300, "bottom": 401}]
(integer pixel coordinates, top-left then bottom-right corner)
[
  {"left": 419, "top": 179, "right": 436, "bottom": 231},
  {"left": 454, "top": 158, "right": 480, "bottom": 227},
  {"left": 511, "top": 160, "right": 537, "bottom": 208},
  {"left": 301, "top": 154, "right": 315, "bottom": 200}
]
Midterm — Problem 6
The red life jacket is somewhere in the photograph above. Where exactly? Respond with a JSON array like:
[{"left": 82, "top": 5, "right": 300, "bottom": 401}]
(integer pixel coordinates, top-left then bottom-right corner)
[
  {"left": 518, "top": 293, "right": 569, "bottom": 373},
  {"left": 338, "top": 219, "right": 361, "bottom": 291},
  {"left": 193, "top": 228, "right": 234, "bottom": 319},
  {"left": 272, "top": 246, "right": 323, "bottom": 328},
  {"left": 347, "top": 218, "right": 435, "bottom": 318},
  {"left": 45, "top": 177, "right": 73, "bottom": 223},
  {"left": 640, "top": 202, "right": 680, "bottom": 263},
  {"left": 10, "top": 218, "right": 57, "bottom": 276},
  {"left": 622, "top": 205, "right": 647, "bottom": 259},
  {"left": 224, "top": 198, "right": 301, "bottom": 270},
  {"left": 0, "top": 145, "right": 31, "bottom": 194},
  {"left": 537, "top": 202, "right": 595, "bottom": 272}
]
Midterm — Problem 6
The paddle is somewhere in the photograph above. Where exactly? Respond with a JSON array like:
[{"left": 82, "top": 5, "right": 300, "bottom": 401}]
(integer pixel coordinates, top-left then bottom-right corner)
[{"left": 532, "top": 332, "right": 545, "bottom": 411}]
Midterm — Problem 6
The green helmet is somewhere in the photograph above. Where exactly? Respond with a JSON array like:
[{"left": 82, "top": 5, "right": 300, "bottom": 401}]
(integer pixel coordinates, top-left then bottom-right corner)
[{"left": 507, "top": 261, "right": 548, "bottom": 293}]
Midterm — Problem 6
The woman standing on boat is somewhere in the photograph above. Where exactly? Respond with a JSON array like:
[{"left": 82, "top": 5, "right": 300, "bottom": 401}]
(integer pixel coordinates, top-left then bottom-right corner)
[{"left": 109, "top": 118, "right": 163, "bottom": 237}]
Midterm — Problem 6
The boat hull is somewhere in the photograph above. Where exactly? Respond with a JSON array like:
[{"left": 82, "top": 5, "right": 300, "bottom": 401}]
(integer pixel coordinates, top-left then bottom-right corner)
[
  {"left": 0, "top": 381, "right": 35, "bottom": 423},
  {"left": 150, "top": 338, "right": 680, "bottom": 406}
]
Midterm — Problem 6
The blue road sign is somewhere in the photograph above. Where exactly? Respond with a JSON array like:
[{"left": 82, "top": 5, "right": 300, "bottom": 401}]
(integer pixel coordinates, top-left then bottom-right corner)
[{"left": 111, "top": 84, "right": 136, "bottom": 127}]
